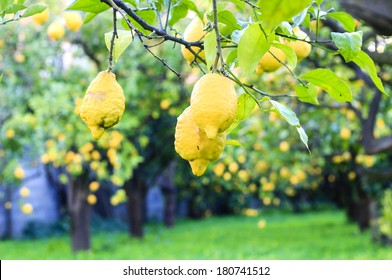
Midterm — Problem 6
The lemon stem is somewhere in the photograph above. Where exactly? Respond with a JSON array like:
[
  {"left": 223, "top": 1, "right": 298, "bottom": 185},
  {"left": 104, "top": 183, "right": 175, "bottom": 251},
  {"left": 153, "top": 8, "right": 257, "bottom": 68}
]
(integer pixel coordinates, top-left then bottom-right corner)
[
  {"left": 212, "top": 0, "right": 224, "bottom": 73},
  {"left": 108, "top": 8, "right": 118, "bottom": 72}
]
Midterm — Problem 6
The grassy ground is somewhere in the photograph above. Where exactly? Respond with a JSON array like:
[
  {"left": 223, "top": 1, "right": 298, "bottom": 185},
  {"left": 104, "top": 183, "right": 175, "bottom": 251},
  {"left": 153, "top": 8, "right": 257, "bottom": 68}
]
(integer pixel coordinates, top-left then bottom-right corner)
[{"left": 1, "top": 210, "right": 391, "bottom": 260}]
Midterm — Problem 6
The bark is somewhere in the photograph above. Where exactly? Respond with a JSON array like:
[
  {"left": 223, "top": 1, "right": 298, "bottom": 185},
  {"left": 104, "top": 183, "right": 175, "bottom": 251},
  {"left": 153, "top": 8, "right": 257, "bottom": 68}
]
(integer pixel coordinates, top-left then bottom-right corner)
[
  {"left": 3, "top": 186, "right": 12, "bottom": 239},
  {"left": 340, "top": 0, "right": 392, "bottom": 35},
  {"left": 125, "top": 173, "right": 146, "bottom": 238},
  {"left": 68, "top": 178, "right": 91, "bottom": 252},
  {"left": 159, "top": 162, "right": 177, "bottom": 228}
]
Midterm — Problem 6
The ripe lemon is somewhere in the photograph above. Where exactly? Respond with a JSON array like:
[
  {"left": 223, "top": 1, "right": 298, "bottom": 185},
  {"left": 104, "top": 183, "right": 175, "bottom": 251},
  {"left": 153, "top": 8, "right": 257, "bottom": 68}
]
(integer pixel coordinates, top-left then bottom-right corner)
[
  {"left": 64, "top": 12, "right": 83, "bottom": 32},
  {"left": 32, "top": 6, "right": 49, "bottom": 25},
  {"left": 79, "top": 71, "right": 125, "bottom": 140},
  {"left": 279, "top": 141, "right": 290, "bottom": 152},
  {"left": 256, "top": 45, "right": 286, "bottom": 74},
  {"left": 284, "top": 27, "right": 311, "bottom": 61},
  {"left": 21, "top": 203, "right": 33, "bottom": 214},
  {"left": 47, "top": 20, "right": 65, "bottom": 40},
  {"left": 14, "top": 167, "right": 25, "bottom": 180},
  {"left": 87, "top": 194, "right": 97, "bottom": 205},
  {"left": 174, "top": 107, "right": 226, "bottom": 176},
  {"left": 19, "top": 187, "right": 30, "bottom": 197},
  {"left": 181, "top": 17, "right": 206, "bottom": 63},
  {"left": 190, "top": 73, "right": 237, "bottom": 139},
  {"left": 340, "top": 127, "right": 351, "bottom": 140}
]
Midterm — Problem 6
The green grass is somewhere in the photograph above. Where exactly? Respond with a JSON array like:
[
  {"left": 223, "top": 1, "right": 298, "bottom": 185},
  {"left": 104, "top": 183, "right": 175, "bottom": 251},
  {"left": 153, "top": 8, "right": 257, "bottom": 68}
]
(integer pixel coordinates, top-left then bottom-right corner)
[{"left": 1, "top": 210, "right": 391, "bottom": 260}]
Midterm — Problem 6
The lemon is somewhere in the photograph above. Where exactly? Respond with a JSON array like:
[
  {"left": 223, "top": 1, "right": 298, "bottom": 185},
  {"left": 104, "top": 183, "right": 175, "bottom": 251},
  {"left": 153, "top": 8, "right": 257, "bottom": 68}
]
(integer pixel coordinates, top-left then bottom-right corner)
[
  {"left": 181, "top": 17, "right": 206, "bottom": 63},
  {"left": 21, "top": 203, "right": 33, "bottom": 214},
  {"left": 64, "top": 12, "right": 83, "bottom": 32},
  {"left": 14, "top": 167, "right": 25, "bottom": 180},
  {"left": 174, "top": 107, "right": 226, "bottom": 176},
  {"left": 6, "top": 129, "right": 15, "bottom": 138},
  {"left": 279, "top": 141, "right": 290, "bottom": 152},
  {"left": 340, "top": 127, "right": 351, "bottom": 140},
  {"left": 19, "top": 187, "right": 30, "bottom": 197},
  {"left": 87, "top": 194, "right": 97, "bottom": 205},
  {"left": 190, "top": 73, "right": 237, "bottom": 139},
  {"left": 285, "top": 27, "right": 311, "bottom": 61},
  {"left": 79, "top": 71, "right": 125, "bottom": 140},
  {"left": 89, "top": 181, "right": 100, "bottom": 192},
  {"left": 256, "top": 45, "right": 286, "bottom": 73},
  {"left": 47, "top": 20, "right": 65, "bottom": 40},
  {"left": 32, "top": 6, "right": 49, "bottom": 25}
]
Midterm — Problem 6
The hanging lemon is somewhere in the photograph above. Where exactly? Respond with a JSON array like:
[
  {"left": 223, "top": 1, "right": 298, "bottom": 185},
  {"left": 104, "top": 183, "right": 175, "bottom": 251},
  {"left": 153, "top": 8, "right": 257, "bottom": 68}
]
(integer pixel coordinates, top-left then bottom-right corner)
[{"left": 79, "top": 71, "right": 125, "bottom": 140}]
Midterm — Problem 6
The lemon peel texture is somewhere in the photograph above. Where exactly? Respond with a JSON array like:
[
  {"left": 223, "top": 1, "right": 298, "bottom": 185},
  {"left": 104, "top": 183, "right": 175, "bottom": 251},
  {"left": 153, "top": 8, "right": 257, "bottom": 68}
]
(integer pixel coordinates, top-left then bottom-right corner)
[
  {"left": 181, "top": 17, "right": 206, "bottom": 64},
  {"left": 80, "top": 71, "right": 125, "bottom": 140},
  {"left": 190, "top": 73, "right": 237, "bottom": 139},
  {"left": 174, "top": 107, "right": 226, "bottom": 176},
  {"left": 256, "top": 45, "right": 286, "bottom": 74}
]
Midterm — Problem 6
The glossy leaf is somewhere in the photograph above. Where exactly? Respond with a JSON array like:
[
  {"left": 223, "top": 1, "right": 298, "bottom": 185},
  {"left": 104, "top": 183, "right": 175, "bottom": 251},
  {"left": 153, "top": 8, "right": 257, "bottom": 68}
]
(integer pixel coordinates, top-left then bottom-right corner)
[
  {"left": 105, "top": 30, "right": 134, "bottom": 63},
  {"left": 67, "top": 0, "right": 109, "bottom": 14},
  {"left": 226, "top": 139, "right": 242, "bottom": 147},
  {"left": 21, "top": 4, "right": 46, "bottom": 18},
  {"left": 352, "top": 51, "right": 387, "bottom": 94},
  {"left": 204, "top": 30, "right": 216, "bottom": 71},
  {"left": 257, "top": 0, "right": 312, "bottom": 32},
  {"left": 301, "top": 68, "right": 353, "bottom": 102},
  {"left": 238, "top": 24, "right": 271, "bottom": 76},
  {"left": 272, "top": 42, "right": 297, "bottom": 69},
  {"left": 296, "top": 84, "right": 319, "bottom": 105},
  {"left": 331, "top": 31, "right": 362, "bottom": 62},
  {"left": 326, "top": 12, "right": 355, "bottom": 32}
]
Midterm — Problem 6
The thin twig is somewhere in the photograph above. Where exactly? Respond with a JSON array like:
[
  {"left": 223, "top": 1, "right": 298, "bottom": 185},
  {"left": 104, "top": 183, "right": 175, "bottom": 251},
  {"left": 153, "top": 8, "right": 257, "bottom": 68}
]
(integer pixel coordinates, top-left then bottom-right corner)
[
  {"left": 164, "top": 0, "right": 172, "bottom": 31},
  {"left": 108, "top": 8, "right": 118, "bottom": 72},
  {"left": 241, "top": 0, "right": 260, "bottom": 9},
  {"left": 212, "top": 0, "right": 224, "bottom": 72}
]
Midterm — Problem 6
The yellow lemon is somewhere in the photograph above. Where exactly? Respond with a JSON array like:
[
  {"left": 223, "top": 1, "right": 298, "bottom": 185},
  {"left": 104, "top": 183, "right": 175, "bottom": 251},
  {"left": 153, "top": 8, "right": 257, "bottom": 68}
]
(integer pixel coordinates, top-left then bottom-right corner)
[
  {"left": 47, "top": 20, "right": 65, "bottom": 40},
  {"left": 174, "top": 107, "right": 226, "bottom": 176},
  {"left": 21, "top": 203, "right": 33, "bottom": 214},
  {"left": 19, "top": 187, "right": 30, "bottom": 197},
  {"left": 228, "top": 162, "right": 239, "bottom": 173},
  {"left": 213, "top": 162, "right": 225, "bottom": 176},
  {"left": 181, "top": 17, "right": 206, "bottom": 63},
  {"left": 285, "top": 27, "right": 312, "bottom": 61},
  {"left": 279, "top": 167, "right": 290, "bottom": 179},
  {"left": 340, "top": 127, "right": 351, "bottom": 140},
  {"left": 14, "top": 166, "right": 25, "bottom": 180},
  {"left": 279, "top": 141, "right": 290, "bottom": 152},
  {"left": 80, "top": 71, "right": 125, "bottom": 140},
  {"left": 256, "top": 45, "right": 286, "bottom": 73},
  {"left": 64, "top": 12, "right": 83, "bottom": 32},
  {"left": 190, "top": 73, "right": 237, "bottom": 139},
  {"left": 32, "top": 6, "right": 49, "bottom": 25},
  {"left": 89, "top": 181, "right": 100, "bottom": 192},
  {"left": 87, "top": 194, "right": 97, "bottom": 205},
  {"left": 6, "top": 129, "right": 15, "bottom": 138}
]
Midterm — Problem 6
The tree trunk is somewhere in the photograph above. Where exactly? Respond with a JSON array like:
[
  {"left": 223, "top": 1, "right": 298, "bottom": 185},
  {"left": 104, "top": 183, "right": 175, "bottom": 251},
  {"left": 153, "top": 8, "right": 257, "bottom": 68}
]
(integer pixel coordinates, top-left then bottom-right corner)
[
  {"left": 125, "top": 174, "right": 146, "bottom": 238},
  {"left": 68, "top": 178, "right": 91, "bottom": 252},
  {"left": 3, "top": 186, "right": 12, "bottom": 239},
  {"left": 159, "top": 162, "right": 176, "bottom": 228}
]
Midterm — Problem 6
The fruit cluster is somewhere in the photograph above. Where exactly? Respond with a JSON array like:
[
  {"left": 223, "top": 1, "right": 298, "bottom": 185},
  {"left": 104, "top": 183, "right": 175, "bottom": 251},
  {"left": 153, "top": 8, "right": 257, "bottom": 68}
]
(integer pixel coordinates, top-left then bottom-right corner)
[{"left": 174, "top": 73, "right": 237, "bottom": 176}]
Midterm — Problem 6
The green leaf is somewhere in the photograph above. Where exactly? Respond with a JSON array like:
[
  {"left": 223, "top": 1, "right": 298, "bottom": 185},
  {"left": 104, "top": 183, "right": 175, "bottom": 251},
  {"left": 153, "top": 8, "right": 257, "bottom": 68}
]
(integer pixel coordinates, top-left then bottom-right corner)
[
  {"left": 105, "top": 30, "right": 134, "bottom": 63},
  {"left": 269, "top": 99, "right": 300, "bottom": 126},
  {"left": 272, "top": 42, "right": 297, "bottom": 69},
  {"left": 5, "top": 4, "right": 25, "bottom": 14},
  {"left": 226, "top": 48, "right": 237, "bottom": 66},
  {"left": 168, "top": 3, "right": 188, "bottom": 26},
  {"left": 21, "top": 4, "right": 46, "bottom": 18},
  {"left": 217, "top": 10, "right": 242, "bottom": 36},
  {"left": 352, "top": 51, "right": 387, "bottom": 94},
  {"left": 331, "top": 31, "right": 362, "bottom": 62},
  {"left": 301, "top": 68, "right": 352, "bottom": 102},
  {"left": 257, "top": 0, "right": 312, "bottom": 32},
  {"left": 326, "top": 12, "right": 356, "bottom": 32},
  {"left": 67, "top": 0, "right": 109, "bottom": 14},
  {"left": 204, "top": 30, "right": 216, "bottom": 71},
  {"left": 296, "top": 84, "right": 319, "bottom": 105},
  {"left": 236, "top": 93, "right": 256, "bottom": 122},
  {"left": 226, "top": 139, "right": 242, "bottom": 147},
  {"left": 238, "top": 24, "right": 272, "bottom": 76},
  {"left": 0, "top": 0, "right": 13, "bottom": 13},
  {"left": 0, "top": 73, "right": 3, "bottom": 82},
  {"left": 296, "top": 126, "right": 310, "bottom": 152},
  {"left": 128, "top": 10, "right": 156, "bottom": 35},
  {"left": 268, "top": 98, "right": 309, "bottom": 150},
  {"left": 83, "top": 12, "right": 96, "bottom": 24}
]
